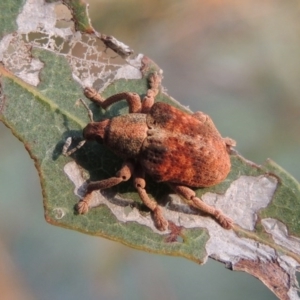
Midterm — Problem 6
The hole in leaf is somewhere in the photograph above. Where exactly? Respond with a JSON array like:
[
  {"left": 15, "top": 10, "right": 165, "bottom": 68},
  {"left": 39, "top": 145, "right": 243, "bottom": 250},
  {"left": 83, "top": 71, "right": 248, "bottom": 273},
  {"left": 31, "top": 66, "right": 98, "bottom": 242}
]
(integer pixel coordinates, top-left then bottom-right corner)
[
  {"left": 53, "top": 207, "right": 66, "bottom": 219},
  {"left": 176, "top": 235, "right": 183, "bottom": 243},
  {"left": 296, "top": 270, "right": 300, "bottom": 289},
  {"left": 124, "top": 205, "right": 134, "bottom": 216}
]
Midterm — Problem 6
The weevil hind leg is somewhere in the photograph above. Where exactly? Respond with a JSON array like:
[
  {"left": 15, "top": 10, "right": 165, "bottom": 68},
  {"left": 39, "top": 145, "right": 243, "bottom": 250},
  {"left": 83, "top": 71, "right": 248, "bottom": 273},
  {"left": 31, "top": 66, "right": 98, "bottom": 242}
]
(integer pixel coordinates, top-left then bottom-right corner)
[
  {"left": 169, "top": 184, "right": 233, "bottom": 230},
  {"left": 77, "top": 161, "right": 134, "bottom": 214},
  {"left": 141, "top": 72, "right": 162, "bottom": 113},
  {"left": 134, "top": 169, "right": 168, "bottom": 231}
]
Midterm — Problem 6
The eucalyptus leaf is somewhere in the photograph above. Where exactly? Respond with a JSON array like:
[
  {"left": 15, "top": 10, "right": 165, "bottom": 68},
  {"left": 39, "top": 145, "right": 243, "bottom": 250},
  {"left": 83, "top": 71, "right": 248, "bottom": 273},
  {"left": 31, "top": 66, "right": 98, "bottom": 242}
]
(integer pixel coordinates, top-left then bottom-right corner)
[{"left": 1, "top": 1, "right": 300, "bottom": 299}]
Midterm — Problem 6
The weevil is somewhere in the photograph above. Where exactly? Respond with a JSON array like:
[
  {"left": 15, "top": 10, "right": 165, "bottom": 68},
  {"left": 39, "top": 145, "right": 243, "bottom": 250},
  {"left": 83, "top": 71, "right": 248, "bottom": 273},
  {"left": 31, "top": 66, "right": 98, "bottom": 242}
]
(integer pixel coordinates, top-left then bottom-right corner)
[{"left": 63, "top": 73, "right": 236, "bottom": 231}]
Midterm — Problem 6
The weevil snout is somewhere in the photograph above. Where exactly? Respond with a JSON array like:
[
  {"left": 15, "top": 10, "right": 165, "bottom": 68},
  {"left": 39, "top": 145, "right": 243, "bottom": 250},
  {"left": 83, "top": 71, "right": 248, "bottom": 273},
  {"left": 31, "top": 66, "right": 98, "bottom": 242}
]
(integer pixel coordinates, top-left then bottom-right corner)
[{"left": 83, "top": 119, "right": 110, "bottom": 143}]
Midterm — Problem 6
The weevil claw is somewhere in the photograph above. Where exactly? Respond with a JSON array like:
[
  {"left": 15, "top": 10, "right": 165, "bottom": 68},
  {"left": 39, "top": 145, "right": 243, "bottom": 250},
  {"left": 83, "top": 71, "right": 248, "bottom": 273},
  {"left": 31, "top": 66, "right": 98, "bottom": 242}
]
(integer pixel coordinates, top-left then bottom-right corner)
[
  {"left": 215, "top": 209, "right": 234, "bottom": 230},
  {"left": 153, "top": 206, "right": 169, "bottom": 231},
  {"left": 76, "top": 199, "right": 90, "bottom": 214}
]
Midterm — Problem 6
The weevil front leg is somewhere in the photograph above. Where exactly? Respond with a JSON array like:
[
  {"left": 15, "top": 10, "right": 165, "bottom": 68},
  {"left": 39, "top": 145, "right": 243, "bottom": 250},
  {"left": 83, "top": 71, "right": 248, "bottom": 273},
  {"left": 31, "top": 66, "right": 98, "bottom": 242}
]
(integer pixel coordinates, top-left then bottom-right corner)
[
  {"left": 84, "top": 88, "right": 142, "bottom": 113},
  {"left": 83, "top": 72, "right": 162, "bottom": 114},
  {"left": 77, "top": 161, "right": 134, "bottom": 214},
  {"left": 170, "top": 184, "right": 233, "bottom": 230},
  {"left": 134, "top": 171, "right": 168, "bottom": 231}
]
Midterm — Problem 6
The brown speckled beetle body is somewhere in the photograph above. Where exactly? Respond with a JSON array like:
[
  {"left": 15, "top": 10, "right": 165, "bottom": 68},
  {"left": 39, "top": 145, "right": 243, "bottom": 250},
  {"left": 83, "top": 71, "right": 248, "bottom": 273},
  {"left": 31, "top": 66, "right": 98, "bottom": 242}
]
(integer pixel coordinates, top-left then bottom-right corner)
[{"left": 64, "top": 73, "right": 236, "bottom": 230}]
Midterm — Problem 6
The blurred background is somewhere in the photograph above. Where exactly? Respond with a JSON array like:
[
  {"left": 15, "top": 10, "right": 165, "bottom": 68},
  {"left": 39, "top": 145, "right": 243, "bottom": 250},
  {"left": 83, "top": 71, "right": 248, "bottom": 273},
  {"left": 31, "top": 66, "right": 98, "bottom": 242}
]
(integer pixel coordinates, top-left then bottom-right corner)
[{"left": 1, "top": 0, "right": 300, "bottom": 299}]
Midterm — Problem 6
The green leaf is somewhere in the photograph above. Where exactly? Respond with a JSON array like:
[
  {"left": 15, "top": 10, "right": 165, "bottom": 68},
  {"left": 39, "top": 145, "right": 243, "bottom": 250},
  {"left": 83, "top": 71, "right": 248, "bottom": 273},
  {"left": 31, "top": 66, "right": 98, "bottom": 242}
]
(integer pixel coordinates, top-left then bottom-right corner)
[
  {"left": 1, "top": 1, "right": 300, "bottom": 299},
  {"left": 0, "top": 0, "right": 24, "bottom": 38}
]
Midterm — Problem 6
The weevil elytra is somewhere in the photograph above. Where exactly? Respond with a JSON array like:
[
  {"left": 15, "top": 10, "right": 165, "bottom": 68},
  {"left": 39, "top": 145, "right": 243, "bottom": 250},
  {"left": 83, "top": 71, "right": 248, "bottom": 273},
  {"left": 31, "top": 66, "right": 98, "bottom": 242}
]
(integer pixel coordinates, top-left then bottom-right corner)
[{"left": 63, "top": 73, "right": 236, "bottom": 231}]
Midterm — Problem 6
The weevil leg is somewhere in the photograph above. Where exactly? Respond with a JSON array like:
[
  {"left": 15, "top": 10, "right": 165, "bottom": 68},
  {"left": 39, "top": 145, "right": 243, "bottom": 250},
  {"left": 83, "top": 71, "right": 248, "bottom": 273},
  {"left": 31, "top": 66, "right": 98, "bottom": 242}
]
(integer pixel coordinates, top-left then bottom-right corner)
[
  {"left": 192, "top": 112, "right": 237, "bottom": 153},
  {"left": 170, "top": 184, "right": 234, "bottom": 230},
  {"left": 77, "top": 161, "right": 134, "bottom": 214},
  {"left": 134, "top": 171, "right": 168, "bottom": 231},
  {"left": 192, "top": 111, "right": 208, "bottom": 123},
  {"left": 84, "top": 87, "right": 142, "bottom": 113},
  {"left": 141, "top": 72, "right": 162, "bottom": 113},
  {"left": 223, "top": 137, "right": 236, "bottom": 153}
]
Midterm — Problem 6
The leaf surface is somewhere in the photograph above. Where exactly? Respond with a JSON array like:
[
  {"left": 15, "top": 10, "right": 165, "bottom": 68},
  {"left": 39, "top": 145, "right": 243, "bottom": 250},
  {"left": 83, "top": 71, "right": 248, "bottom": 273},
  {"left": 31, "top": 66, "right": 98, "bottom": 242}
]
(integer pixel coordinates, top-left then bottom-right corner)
[{"left": 0, "top": 1, "right": 299, "bottom": 299}]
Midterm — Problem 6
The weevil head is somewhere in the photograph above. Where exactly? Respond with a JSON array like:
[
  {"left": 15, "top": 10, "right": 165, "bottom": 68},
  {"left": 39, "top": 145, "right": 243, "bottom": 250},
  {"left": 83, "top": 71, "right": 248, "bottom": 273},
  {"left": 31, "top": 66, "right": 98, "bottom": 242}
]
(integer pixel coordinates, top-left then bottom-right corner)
[{"left": 83, "top": 119, "right": 110, "bottom": 143}]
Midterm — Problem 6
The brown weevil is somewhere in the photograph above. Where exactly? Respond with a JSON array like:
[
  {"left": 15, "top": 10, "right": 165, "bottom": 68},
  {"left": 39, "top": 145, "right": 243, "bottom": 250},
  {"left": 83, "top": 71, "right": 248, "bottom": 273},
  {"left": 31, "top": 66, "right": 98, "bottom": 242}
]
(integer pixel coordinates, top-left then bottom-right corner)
[{"left": 63, "top": 73, "right": 236, "bottom": 231}]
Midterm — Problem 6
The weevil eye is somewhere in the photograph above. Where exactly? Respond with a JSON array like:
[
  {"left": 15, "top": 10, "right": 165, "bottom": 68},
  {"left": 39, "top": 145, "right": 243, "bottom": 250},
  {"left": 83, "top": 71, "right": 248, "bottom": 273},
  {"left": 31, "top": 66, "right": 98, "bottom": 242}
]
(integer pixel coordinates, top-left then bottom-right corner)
[{"left": 83, "top": 121, "right": 107, "bottom": 143}]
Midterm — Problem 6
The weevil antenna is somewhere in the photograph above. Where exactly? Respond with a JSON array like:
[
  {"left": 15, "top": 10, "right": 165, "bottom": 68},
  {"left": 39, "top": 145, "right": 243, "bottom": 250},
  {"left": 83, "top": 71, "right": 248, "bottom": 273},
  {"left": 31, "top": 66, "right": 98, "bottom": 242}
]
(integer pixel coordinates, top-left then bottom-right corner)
[
  {"left": 62, "top": 99, "right": 92, "bottom": 157},
  {"left": 62, "top": 137, "right": 86, "bottom": 156},
  {"left": 79, "top": 98, "right": 94, "bottom": 122}
]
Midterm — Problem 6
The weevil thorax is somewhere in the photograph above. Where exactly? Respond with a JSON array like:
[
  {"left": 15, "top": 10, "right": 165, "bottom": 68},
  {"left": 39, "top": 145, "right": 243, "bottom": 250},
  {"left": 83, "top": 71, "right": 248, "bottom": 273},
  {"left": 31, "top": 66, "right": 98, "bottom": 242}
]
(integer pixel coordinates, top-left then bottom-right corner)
[
  {"left": 105, "top": 113, "right": 148, "bottom": 159},
  {"left": 82, "top": 114, "right": 148, "bottom": 159}
]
